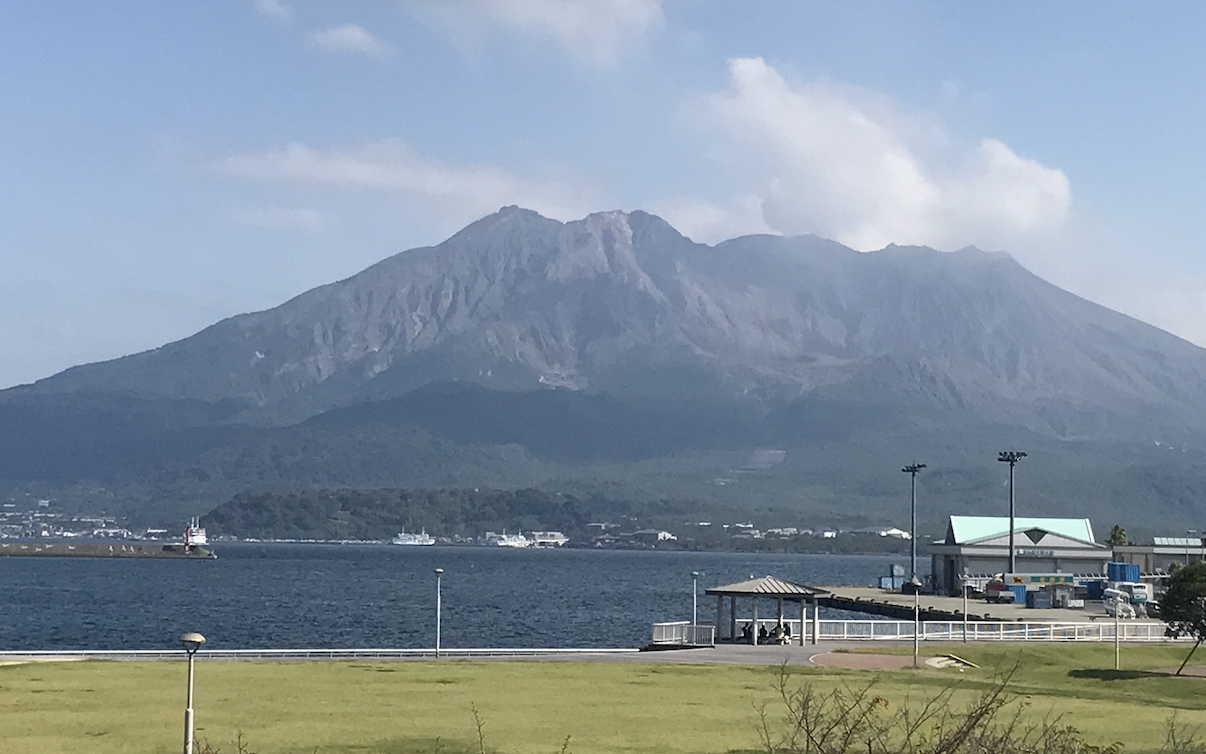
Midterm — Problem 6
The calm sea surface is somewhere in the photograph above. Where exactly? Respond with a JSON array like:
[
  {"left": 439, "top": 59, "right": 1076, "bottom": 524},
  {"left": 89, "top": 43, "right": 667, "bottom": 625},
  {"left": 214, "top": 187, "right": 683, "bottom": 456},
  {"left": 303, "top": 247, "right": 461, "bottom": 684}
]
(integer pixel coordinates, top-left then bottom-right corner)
[{"left": 2, "top": 544, "right": 911, "bottom": 651}]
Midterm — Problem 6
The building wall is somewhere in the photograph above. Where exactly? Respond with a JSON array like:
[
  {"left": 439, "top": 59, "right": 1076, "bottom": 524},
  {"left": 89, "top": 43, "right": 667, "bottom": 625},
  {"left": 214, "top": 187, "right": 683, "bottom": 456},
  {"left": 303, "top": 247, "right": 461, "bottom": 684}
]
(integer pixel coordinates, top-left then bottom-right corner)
[
  {"left": 1113, "top": 546, "right": 1204, "bottom": 574},
  {"left": 931, "top": 550, "right": 1112, "bottom": 595}
]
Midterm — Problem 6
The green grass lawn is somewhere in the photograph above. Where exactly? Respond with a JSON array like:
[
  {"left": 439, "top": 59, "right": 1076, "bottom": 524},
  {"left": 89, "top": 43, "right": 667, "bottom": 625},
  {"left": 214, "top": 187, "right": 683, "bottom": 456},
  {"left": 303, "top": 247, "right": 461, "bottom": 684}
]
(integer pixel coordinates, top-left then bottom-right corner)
[{"left": 2, "top": 645, "right": 1205, "bottom": 754}]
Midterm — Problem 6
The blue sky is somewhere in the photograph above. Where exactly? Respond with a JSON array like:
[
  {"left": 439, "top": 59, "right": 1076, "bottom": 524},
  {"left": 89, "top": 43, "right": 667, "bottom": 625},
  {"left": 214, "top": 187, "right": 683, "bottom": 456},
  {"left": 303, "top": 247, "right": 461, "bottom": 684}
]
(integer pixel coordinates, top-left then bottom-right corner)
[{"left": 3, "top": 1, "right": 1206, "bottom": 388}]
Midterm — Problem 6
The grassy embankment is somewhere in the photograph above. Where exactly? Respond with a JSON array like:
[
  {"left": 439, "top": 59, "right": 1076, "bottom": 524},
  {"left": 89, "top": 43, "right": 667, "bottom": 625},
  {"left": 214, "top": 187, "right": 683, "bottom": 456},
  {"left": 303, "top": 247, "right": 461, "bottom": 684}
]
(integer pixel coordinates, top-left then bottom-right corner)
[{"left": 2, "top": 645, "right": 1205, "bottom": 754}]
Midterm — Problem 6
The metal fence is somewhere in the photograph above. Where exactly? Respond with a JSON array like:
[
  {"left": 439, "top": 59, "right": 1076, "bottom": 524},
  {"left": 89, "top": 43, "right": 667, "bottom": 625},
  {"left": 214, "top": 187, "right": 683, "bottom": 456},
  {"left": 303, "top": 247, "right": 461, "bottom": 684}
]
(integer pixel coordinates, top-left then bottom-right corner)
[{"left": 650, "top": 621, "right": 716, "bottom": 646}]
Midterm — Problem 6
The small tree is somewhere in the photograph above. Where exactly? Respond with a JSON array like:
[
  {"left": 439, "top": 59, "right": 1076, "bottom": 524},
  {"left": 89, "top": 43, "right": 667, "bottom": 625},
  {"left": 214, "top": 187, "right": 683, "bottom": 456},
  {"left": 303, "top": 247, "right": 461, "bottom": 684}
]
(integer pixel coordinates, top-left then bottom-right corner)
[
  {"left": 1108, "top": 525, "right": 1129, "bottom": 547},
  {"left": 1161, "top": 560, "right": 1206, "bottom": 675}
]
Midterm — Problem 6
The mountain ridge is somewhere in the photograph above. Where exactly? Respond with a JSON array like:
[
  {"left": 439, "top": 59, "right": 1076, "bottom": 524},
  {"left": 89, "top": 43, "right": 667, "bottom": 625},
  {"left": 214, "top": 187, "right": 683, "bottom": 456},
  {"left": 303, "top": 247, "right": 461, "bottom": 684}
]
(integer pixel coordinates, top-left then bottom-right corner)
[
  {"left": 12, "top": 206, "right": 1206, "bottom": 439},
  {"left": 4, "top": 207, "right": 1206, "bottom": 530}
]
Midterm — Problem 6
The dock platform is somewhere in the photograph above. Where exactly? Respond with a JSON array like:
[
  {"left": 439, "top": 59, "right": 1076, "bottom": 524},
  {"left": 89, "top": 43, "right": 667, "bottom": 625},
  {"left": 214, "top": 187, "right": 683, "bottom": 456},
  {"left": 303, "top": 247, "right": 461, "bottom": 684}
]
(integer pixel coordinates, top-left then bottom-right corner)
[{"left": 820, "top": 586, "right": 1144, "bottom": 624}]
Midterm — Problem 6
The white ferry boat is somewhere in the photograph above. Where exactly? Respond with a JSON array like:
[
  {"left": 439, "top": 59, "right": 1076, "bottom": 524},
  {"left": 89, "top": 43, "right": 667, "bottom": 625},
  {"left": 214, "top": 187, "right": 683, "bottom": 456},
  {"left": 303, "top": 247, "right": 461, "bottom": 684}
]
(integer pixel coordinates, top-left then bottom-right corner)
[
  {"left": 485, "top": 530, "right": 531, "bottom": 548},
  {"left": 392, "top": 529, "right": 435, "bottom": 546}
]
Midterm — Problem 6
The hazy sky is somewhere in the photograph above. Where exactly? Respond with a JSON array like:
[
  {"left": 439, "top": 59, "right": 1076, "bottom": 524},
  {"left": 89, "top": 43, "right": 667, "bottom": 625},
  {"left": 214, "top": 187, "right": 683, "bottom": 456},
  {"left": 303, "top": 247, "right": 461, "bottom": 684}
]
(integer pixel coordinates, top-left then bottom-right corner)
[{"left": 4, "top": 2, "right": 1206, "bottom": 388}]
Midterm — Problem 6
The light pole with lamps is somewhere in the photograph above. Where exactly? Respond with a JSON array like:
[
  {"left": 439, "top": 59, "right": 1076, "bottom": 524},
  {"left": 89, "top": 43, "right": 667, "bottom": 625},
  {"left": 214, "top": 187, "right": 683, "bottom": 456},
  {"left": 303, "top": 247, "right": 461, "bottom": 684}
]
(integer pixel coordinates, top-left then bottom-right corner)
[
  {"left": 998, "top": 451, "right": 1027, "bottom": 574},
  {"left": 434, "top": 568, "right": 443, "bottom": 658},
  {"left": 901, "top": 463, "right": 926, "bottom": 582},
  {"left": 179, "top": 632, "right": 205, "bottom": 754}
]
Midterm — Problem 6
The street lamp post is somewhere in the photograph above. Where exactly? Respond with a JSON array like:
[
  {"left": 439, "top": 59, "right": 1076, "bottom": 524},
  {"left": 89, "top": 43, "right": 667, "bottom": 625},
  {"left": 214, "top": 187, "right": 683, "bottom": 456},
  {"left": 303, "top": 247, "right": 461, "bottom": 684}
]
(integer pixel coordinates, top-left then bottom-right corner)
[
  {"left": 901, "top": 463, "right": 927, "bottom": 582},
  {"left": 913, "top": 588, "right": 920, "bottom": 667},
  {"left": 691, "top": 571, "right": 699, "bottom": 627},
  {"left": 179, "top": 632, "right": 205, "bottom": 754},
  {"left": 434, "top": 568, "right": 443, "bottom": 658},
  {"left": 1114, "top": 594, "right": 1121, "bottom": 671},
  {"left": 962, "top": 580, "right": 969, "bottom": 644},
  {"left": 998, "top": 451, "right": 1028, "bottom": 574}
]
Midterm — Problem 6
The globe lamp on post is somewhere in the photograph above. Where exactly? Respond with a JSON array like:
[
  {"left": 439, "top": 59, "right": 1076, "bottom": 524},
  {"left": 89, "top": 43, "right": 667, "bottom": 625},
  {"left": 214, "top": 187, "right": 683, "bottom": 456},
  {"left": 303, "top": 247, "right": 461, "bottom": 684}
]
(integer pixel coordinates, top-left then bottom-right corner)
[{"left": 179, "top": 632, "right": 205, "bottom": 754}]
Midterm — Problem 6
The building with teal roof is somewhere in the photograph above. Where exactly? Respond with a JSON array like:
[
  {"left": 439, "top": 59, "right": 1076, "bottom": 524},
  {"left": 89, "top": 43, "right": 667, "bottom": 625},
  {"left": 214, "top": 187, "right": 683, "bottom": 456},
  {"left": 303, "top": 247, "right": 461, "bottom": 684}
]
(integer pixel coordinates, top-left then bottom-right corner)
[{"left": 930, "top": 515, "right": 1111, "bottom": 595}]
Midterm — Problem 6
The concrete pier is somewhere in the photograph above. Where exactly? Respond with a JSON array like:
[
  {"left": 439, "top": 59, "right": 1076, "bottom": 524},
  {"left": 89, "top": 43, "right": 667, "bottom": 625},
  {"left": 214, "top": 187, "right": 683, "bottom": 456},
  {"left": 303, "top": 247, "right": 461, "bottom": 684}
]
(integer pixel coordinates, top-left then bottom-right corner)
[{"left": 820, "top": 585, "right": 1143, "bottom": 624}]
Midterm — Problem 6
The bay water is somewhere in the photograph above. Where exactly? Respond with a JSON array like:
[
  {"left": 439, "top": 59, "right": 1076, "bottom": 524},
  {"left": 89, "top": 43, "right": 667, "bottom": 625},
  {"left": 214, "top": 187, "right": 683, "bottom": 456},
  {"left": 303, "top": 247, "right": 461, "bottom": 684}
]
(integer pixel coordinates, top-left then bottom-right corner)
[{"left": 2, "top": 544, "right": 906, "bottom": 651}]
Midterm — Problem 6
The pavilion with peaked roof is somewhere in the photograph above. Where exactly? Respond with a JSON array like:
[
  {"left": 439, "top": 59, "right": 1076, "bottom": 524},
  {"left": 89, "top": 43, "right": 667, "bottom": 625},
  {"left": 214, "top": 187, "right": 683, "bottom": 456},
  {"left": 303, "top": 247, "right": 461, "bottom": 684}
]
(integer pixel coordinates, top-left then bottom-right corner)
[
  {"left": 705, "top": 575, "right": 830, "bottom": 646},
  {"left": 929, "top": 515, "right": 1111, "bottom": 595}
]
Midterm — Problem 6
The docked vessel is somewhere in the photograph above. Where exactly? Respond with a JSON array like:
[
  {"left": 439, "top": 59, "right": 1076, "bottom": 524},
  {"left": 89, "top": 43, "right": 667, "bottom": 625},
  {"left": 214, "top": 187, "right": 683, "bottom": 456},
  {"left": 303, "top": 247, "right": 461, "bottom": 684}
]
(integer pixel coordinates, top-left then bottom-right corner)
[
  {"left": 392, "top": 529, "right": 435, "bottom": 546},
  {"left": 486, "top": 530, "right": 531, "bottom": 548},
  {"left": 530, "top": 530, "right": 569, "bottom": 548}
]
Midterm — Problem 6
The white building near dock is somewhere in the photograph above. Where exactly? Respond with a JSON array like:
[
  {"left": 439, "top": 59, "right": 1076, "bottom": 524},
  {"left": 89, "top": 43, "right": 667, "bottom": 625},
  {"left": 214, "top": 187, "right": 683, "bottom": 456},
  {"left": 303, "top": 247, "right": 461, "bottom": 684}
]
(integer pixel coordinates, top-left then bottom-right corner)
[{"left": 929, "top": 516, "right": 1112, "bottom": 595}]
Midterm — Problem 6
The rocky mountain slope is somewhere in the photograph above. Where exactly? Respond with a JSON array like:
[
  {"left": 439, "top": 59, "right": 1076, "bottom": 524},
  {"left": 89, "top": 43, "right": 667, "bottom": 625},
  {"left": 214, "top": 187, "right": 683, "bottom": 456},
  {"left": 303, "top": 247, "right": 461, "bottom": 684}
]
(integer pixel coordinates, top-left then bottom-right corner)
[{"left": 12, "top": 206, "right": 1206, "bottom": 439}]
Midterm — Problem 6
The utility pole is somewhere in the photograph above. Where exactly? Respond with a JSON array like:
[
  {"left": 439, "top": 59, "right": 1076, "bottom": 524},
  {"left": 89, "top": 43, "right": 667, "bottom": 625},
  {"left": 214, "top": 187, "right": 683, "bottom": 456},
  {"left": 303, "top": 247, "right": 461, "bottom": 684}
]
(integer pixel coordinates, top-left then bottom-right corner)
[{"left": 998, "top": 451, "right": 1027, "bottom": 574}]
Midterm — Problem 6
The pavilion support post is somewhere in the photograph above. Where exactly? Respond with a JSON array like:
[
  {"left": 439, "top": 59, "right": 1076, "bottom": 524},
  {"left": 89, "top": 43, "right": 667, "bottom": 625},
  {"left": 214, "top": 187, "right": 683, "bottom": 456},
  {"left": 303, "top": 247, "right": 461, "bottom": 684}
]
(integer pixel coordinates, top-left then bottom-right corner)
[
  {"left": 752, "top": 597, "right": 758, "bottom": 645},
  {"left": 811, "top": 596, "right": 819, "bottom": 645},
  {"left": 777, "top": 597, "right": 784, "bottom": 627},
  {"left": 715, "top": 594, "right": 722, "bottom": 640},
  {"left": 729, "top": 595, "right": 736, "bottom": 641},
  {"left": 799, "top": 599, "right": 806, "bottom": 646}
]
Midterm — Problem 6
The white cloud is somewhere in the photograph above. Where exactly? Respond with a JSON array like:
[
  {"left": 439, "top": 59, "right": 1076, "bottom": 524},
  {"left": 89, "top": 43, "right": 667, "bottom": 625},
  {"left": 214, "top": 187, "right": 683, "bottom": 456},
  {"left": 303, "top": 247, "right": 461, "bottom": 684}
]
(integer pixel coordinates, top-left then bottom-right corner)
[
  {"left": 308, "top": 24, "right": 391, "bottom": 58},
  {"left": 254, "top": 0, "right": 292, "bottom": 22},
  {"left": 1103, "top": 275, "right": 1206, "bottom": 350},
  {"left": 408, "top": 0, "right": 664, "bottom": 68},
  {"left": 650, "top": 195, "right": 772, "bottom": 245},
  {"left": 693, "top": 57, "right": 1071, "bottom": 251},
  {"left": 218, "top": 140, "right": 596, "bottom": 230},
  {"left": 226, "top": 207, "right": 328, "bottom": 232}
]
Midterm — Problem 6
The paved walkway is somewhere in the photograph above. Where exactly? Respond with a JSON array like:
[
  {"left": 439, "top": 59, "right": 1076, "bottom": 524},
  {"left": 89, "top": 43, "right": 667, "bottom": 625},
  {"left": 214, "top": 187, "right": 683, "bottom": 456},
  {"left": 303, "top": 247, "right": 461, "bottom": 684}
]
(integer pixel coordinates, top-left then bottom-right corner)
[{"left": 502, "top": 643, "right": 894, "bottom": 666}]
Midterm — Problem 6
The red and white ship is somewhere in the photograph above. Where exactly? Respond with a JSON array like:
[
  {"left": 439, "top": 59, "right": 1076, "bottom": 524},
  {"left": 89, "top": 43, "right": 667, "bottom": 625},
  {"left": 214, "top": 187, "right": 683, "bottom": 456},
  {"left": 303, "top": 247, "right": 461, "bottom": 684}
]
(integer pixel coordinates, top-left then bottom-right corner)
[{"left": 184, "top": 517, "right": 207, "bottom": 547}]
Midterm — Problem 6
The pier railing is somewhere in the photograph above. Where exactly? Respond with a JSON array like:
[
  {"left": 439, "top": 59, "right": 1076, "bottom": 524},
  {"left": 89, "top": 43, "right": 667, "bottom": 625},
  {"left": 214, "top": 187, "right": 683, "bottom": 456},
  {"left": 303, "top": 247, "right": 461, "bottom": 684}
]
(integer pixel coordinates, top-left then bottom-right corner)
[
  {"left": 725, "top": 618, "right": 1180, "bottom": 643},
  {"left": 821, "top": 619, "right": 1177, "bottom": 643},
  {"left": 650, "top": 621, "right": 716, "bottom": 646}
]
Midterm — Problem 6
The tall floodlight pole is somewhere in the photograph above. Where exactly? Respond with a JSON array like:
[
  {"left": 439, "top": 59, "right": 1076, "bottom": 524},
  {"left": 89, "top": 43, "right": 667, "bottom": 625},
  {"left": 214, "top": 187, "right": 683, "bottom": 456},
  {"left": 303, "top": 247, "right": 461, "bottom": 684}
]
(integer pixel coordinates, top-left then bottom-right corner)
[
  {"left": 691, "top": 571, "right": 699, "bottom": 627},
  {"left": 179, "top": 632, "right": 206, "bottom": 754},
  {"left": 901, "top": 463, "right": 927, "bottom": 581},
  {"left": 998, "top": 451, "right": 1027, "bottom": 574},
  {"left": 434, "top": 568, "right": 443, "bottom": 658}
]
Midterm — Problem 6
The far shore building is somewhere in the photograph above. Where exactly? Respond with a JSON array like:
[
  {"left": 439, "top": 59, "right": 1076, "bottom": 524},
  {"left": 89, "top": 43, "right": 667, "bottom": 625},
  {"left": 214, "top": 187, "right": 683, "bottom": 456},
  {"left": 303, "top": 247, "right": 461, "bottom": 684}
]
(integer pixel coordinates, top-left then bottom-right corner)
[
  {"left": 929, "top": 515, "right": 1112, "bottom": 596},
  {"left": 631, "top": 529, "right": 677, "bottom": 545},
  {"left": 1112, "top": 536, "right": 1206, "bottom": 574}
]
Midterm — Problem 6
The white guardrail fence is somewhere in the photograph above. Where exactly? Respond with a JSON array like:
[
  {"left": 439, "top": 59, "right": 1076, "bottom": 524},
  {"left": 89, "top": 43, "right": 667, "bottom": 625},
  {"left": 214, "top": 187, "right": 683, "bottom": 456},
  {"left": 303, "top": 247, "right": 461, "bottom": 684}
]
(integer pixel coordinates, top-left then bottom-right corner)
[
  {"left": 652, "top": 619, "right": 1183, "bottom": 645},
  {"left": 650, "top": 621, "right": 716, "bottom": 646}
]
